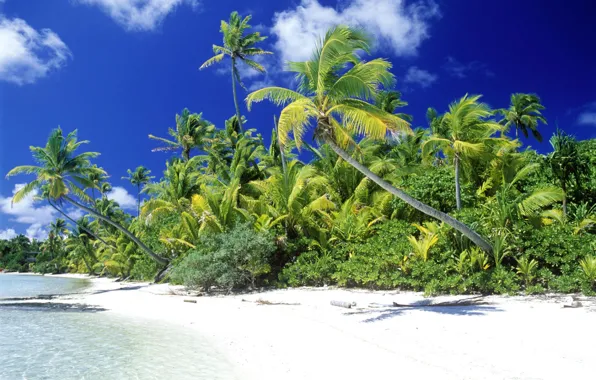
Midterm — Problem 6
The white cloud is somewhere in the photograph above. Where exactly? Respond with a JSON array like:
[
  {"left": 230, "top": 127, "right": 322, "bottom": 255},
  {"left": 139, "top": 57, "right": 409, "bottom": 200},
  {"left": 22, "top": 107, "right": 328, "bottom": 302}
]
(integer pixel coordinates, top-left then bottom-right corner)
[
  {"left": 67, "top": 207, "right": 85, "bottom": 221},
  {"left": 106, "top": 186, "right": 137, "bottom": 210},
  {"left": 0, "top": 228, "right": 17, "bottom": 240},
  {"left": 578, "top": 112, "right": 596, "bottom": 126},
  {"left": 0, "top": 16, "right": 71, "bottom": 85},
  {"left": 443, "top": 56, "right": 493, "bottom": 79},
  {"left": 0, "top": 184, "right": 56, "bottom": 225},
  {"left": 271, "top": 0, "right": 440, "bottom": 63},
  {"left": 404, "top": 66, "right": 437, "bottom": 88},
  {"left": 75, "top": 0, "right": 199, "bottom": 31},
  {"left": 0, "top": 183, "right": 56, "bottom": 241},
  {"left": 25, "top": 223, "right": 48, "bottom": 241}
]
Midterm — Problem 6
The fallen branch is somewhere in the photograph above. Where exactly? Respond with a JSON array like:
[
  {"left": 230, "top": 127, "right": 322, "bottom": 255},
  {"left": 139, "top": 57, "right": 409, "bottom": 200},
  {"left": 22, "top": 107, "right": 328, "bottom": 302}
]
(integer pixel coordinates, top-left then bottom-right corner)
[
  {"left": 392, "top": 296, "right": 487, "bottom": 308},
  {"left": 241, "top": 298, "right": 301, "bottom": 306}
]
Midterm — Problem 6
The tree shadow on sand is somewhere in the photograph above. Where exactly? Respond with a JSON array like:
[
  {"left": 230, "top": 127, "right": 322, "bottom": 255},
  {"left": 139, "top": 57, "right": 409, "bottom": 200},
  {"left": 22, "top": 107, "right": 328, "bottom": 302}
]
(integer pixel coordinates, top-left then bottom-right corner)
[{"left": 345, "top": 303, "right": 503, "bottom": 323}]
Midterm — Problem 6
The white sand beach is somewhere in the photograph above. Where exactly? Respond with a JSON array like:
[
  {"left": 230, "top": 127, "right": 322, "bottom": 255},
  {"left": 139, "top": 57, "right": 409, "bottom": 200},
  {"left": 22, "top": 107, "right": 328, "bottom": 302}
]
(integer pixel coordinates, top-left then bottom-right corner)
[{"left": 15, "top": 276, "right": 596, "bottom": 380}]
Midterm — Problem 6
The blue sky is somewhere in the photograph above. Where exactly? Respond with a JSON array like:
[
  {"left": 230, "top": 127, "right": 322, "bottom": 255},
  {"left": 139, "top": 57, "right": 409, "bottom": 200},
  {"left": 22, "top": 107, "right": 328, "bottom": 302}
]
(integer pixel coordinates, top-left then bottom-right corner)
[{"left": 1, "top": 0, "right": 595, "bottom": 240}]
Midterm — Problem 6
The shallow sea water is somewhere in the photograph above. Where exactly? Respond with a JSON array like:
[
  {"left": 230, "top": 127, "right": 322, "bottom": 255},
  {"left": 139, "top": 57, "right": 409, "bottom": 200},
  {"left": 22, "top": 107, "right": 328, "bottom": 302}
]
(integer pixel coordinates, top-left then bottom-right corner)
[{"left": 0, "top": 275, "right": 236, "bottom": 380}]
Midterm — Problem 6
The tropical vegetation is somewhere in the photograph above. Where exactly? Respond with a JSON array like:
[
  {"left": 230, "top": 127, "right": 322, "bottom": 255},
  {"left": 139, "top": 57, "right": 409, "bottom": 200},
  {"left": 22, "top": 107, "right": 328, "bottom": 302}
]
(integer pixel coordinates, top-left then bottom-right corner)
[{"left": 2, "top": 17, "right": 595, "bottom": 296}]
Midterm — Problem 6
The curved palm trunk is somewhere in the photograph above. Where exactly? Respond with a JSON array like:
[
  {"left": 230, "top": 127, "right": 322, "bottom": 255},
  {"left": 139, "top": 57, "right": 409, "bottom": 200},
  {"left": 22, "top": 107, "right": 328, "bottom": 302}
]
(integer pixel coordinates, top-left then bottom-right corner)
[
  {"left": 231, "top": 58, "right": 244, "bottom": 132},
  {"left": 454, "top": 155, "right": 462, "bottom": 210},
  {"left": 327, "top": 140, "right": 493, "bottom": 253},
  {"left": 64, "top": 195, "right": 169, "bottom": 266},
  {"left": 274, "top": 116, "right": 287, "bottom": 174},
  {"left": 48, "top": 199, "right": 111, "bottom": 247}
]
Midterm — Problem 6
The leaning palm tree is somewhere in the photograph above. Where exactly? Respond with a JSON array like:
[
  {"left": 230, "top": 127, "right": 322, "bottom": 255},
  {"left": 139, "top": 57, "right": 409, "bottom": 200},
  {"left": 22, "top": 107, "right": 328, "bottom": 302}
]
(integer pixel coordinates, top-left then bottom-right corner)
[
  {"left": 122, "top": 166, "right": 154, "bottom": 217},
  {"left": 497, "top": 93, "right": 547, "bottom": 142},
  {"left": 149, "top": 109, "right": 214, "bottom": 161},
  {"left": 246, "top": 26, "right": 492, "bottom": 252},
  {"left": 200, "top": 11, "right": 273, "bottom": 132},
  {"left": 6, "top": 128, "right": 169, "bottom": 266},
  {"left": 423, "top": 95, "right": 503, "bottom": 210}
]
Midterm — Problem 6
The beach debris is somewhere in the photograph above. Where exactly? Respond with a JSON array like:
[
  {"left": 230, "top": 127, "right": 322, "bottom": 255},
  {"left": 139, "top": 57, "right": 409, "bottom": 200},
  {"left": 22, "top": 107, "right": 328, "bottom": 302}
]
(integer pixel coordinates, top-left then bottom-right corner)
[
  {"left": 183, "top": 299, "right": 197, "bottom": 303},
  {"left": 562, "top": 296, "right": 582, "bottom": 308},
  {"left": 330, "top": 300, "right": 357, "bottom": 309},
  {"left": 391, "top": 295, "right": 487, "bottom": 308},
  {"left": 241, "top": 298, "right": 301, "bottom": 306}
]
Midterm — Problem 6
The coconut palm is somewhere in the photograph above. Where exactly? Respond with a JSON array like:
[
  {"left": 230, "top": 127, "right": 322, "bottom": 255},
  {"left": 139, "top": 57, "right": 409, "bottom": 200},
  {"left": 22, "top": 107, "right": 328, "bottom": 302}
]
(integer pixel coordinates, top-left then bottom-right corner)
[
  {"left": 244, "top": 160, "right": 334, "bottom": 236},
  {"left": 6, "top": 128, "right": 169, "bottom": 266},
  {"left": 423, "top": 95, "right": 503, "bottom": 210},
  {"left": 497, "top": 93, "right": 547, "bottom": 142},
  {"left": 122, "top": 166, "right": 154, "bottom": 217},
  {"left": 149, "top": 109, "right": 214, "bottom": 162},
  {"left": 246, "top": 26, "right": 493, "bottom": 252},
  {"left": 142, "top": 160, "right": 202, "bottom": 221},
  {"left": 200, "top": 11, "right": 273, "bottom": 132}
]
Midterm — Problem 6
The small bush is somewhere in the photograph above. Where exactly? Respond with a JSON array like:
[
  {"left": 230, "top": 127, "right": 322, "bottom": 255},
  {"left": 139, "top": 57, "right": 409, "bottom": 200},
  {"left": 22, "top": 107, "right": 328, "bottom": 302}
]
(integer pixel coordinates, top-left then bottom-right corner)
[
  {"left": 279, "top": 250, "right": 339, "bottom": 287},
  {"left": 172, "top": 224, "right": 276, "bottom": 291}
]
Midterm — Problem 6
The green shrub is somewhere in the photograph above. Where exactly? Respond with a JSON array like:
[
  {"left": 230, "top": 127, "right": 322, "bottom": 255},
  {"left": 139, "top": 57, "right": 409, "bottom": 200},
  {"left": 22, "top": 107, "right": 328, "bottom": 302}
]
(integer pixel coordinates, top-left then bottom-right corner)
[
  {"left": 278, "top": 250, "right": 339, "bottom": 287},
  {"left": 332, "top": 220, "right": 415, "bottom": 289},
  {"left": 172, "top": 223, "right": 276, "bottom": 291}
]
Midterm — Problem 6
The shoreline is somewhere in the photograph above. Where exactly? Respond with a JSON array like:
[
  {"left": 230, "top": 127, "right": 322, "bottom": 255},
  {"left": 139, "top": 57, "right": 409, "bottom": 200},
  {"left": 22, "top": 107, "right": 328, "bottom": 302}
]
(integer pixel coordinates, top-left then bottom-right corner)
[{"left": 3, "top": 275, "right": 594, "bottom": 379}]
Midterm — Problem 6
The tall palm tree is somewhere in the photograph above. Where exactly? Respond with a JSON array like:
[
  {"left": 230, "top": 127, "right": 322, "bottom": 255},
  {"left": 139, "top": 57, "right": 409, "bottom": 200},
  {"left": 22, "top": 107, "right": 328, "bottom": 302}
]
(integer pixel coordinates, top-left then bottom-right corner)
[
  {"left": 6, "top": 128, "right": 169, "bottom": 266},
  {"left": 423, "top": 95, "right": 503, "bottom": 210},
  {"left": 497, "top": 93, "right": 547, "bottom": 142},
  {"left": 246, "top": 26, "right": 493, "bottom": 252},
  {"left": 200, "top": 11, "right": 273, "bottom": 132},
  {"left": 149, "top": 109, "right": 214, "bottom": 161},
  {"left": 122, "top": 166, "right": 154, "bottom": 217}
]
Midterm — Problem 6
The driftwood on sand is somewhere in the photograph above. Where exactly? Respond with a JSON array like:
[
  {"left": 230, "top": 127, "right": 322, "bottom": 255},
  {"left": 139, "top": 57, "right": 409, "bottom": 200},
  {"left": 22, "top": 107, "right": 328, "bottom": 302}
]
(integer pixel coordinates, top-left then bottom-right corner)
[
  {"left": 330, "top": 300, "right": 357, "bottom": 309},
  {"left": 390, "top": 295, "right": 487, "bottom": 308}
]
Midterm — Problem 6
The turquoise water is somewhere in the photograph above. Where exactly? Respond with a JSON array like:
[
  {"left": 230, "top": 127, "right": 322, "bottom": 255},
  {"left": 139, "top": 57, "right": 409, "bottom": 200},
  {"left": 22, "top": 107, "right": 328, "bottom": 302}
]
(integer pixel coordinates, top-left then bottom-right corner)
[{"left": 0, "top": 275, "right": 235, "bottom": 379}]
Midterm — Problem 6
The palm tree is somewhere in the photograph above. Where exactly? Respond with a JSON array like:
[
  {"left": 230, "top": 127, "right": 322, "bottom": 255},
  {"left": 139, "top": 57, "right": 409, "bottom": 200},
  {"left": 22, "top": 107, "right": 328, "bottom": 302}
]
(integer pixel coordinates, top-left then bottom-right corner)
[
  {"left": 244, "top": 160, "right": 334, "bottom": 236},
  {"left": 497, "top": 93, "right": 547, "bottom": 142},
  {"left": 149, "top": 109, "right": 214, "bottom": 161},
  {"left": 200, "top": 11, "right": 273, "bottom": 132},
  {"left": 50, "top": 218, "right": 69, "bottom": 238},
  {"left": 142, "top": 160, "right": 202, "bottom": 221},
  {"left": 246, "top": 26, "right": 493, "bottom": 252},
  {"left": 6, "top": 128, "right": 169, "bottom": 266},
  {"left": 122, "top": 166, "right": 154, "bottom": 217},
  {"left": 547, "top": 129, "right": 588, "bottom": 215},
  {"left": 423, "top": 95, "right": 503, "bottom": 210}
]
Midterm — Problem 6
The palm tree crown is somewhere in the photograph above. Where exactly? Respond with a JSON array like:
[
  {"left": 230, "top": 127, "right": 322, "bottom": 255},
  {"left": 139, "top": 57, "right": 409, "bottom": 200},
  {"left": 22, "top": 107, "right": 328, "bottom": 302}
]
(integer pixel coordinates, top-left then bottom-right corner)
[
  {"left": 200, "top": 11, "right": 273, "bottom": 132},
  {"left": 498, "top": 93, "right": 547, "bottom": 142},
  {"left": 123, "top": 166, "right": 154, "bottom": 217},
  {"left": 247, "top": 26, "right": 408, "bottom": 149},
  {"left": 149, "top": 109, "right": 214, "bottom": 161}
]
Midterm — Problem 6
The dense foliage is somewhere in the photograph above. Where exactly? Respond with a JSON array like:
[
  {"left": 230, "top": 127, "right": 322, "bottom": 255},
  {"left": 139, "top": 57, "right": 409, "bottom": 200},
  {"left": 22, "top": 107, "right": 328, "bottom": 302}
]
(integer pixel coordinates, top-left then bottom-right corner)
[{"left": 2, "top": 18, "right": 595, "bottom": 296}]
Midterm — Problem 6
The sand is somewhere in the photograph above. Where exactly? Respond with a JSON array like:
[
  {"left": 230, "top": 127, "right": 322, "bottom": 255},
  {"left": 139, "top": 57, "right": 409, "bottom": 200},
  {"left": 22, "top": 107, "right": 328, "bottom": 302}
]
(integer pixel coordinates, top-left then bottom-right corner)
[{"left": 6, "top": 274, "right": 596, "bottom": 380}]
